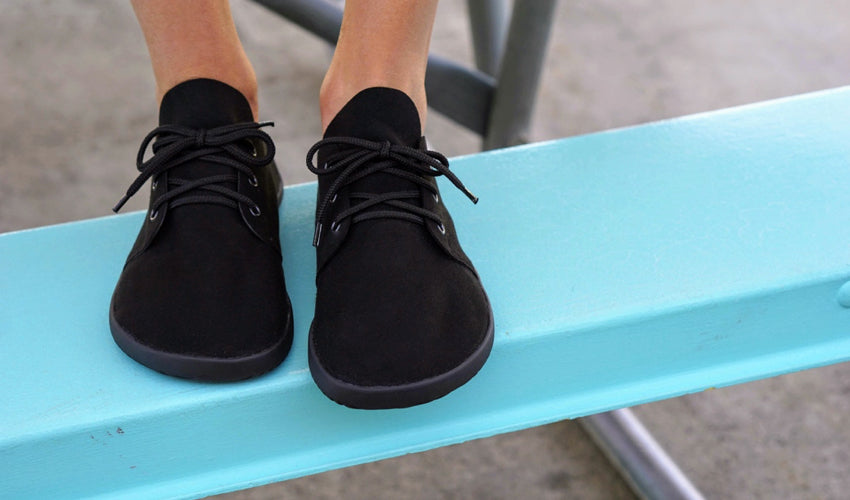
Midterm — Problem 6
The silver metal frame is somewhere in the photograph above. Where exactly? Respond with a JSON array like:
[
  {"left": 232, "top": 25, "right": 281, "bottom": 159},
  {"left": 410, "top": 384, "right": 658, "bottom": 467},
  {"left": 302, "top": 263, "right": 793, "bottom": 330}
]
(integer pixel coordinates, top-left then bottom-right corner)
[
  {"left": 482, "top": 0, "right": 557, "bottom": 149},
  {"left": 581, "top": 409, "right": 705, "bottom": 500},
  {"left": 248, "top": 1, "right": 704, "bottom": 498},
  {"left": 467, "top": 0, "right": 509, "bottom": 76}
]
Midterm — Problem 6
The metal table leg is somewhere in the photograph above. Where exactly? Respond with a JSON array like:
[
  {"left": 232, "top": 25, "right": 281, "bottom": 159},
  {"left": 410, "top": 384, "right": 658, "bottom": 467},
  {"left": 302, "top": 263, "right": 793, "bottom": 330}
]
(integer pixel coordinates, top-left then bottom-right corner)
[
  {"left": 467, "top": 0, "right": 509, "bottom": 76},
  {"left": 483, "top": 0, "right": 558, "bottom": 149},
  {"left": 580, "top": 409, "right": 705, "bottom": 500}
]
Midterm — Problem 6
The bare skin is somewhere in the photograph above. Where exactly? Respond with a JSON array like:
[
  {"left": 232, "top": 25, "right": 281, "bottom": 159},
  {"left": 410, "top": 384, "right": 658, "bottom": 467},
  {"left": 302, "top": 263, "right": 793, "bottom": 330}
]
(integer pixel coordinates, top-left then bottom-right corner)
[
  {"left": 319, "top": 0, "right": 438, "bottom": 131},
  {"left": 130, "top": 0, "right": 439, "bottom": 129},
  {"left": 131, "top": 0, "right": 259, "bottom": 119}
]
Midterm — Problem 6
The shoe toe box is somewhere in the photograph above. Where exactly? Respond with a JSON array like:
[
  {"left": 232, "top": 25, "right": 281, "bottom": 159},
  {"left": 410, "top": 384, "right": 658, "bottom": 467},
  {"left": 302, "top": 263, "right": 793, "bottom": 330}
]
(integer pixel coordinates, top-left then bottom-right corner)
[
  {"left": 311, "top": 223, "right": 492, "bottom": 389},
  {"left": 110, "top": 214, "right": 291, "bottom": 379}
]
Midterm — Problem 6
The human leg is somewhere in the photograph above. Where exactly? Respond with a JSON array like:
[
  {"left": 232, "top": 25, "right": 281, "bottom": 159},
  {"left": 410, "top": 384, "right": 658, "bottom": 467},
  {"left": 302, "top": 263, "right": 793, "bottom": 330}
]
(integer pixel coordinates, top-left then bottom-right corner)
[
  {"left": 110, "top": 1, "right": 292, "bottom": 381},
  {"left": 319, "top": 0, "right": 438, "bottom": 130},
  {"left": 131, "top": 0, "right": 259, "bottom": 118},
  {"left": 308, "top": 0, "right": 494, "bottom": 408}
]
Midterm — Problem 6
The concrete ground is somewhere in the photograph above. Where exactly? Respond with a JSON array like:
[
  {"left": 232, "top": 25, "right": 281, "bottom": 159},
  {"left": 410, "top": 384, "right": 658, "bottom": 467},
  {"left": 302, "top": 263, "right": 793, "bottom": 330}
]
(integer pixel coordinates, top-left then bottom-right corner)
[{"left": 2, "top": 1, "right": 849, "bottom": 498}]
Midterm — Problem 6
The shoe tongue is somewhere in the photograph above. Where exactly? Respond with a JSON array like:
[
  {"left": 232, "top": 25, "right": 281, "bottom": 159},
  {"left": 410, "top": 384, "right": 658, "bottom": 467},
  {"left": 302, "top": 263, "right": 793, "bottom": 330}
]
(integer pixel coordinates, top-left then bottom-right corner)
[
  {"left": 158, "top": 79, "right": 255, "bottom": 180},
  {"left": 322, "top": 87, "right": 423, "bottom": 199},
  {"left": 323, "top": 87, "right": 421, "bottom": 146},
  {"left": 159, "top": 78, "right": 254, "bottom": 129}
]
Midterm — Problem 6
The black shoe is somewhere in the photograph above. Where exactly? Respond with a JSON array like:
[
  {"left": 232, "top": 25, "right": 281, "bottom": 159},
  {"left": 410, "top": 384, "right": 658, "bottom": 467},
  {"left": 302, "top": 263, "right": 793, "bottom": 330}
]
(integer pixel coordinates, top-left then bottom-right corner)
[
  {"left": 306, "top": 87, "right": 494, "bottom": 409},
  {"left": 110, "top": 79, "right": 293, "bottom": 382}
]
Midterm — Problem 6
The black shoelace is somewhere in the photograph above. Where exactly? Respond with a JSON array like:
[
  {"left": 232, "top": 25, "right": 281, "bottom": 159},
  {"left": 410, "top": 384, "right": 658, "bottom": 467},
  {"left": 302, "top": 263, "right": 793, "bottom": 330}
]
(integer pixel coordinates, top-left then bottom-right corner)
[
  {"left": 306, "top": 137, "right": 478, "bottom": 246},
  {"left": 113, "top": 122, "right": 275, "bottom": 218}
]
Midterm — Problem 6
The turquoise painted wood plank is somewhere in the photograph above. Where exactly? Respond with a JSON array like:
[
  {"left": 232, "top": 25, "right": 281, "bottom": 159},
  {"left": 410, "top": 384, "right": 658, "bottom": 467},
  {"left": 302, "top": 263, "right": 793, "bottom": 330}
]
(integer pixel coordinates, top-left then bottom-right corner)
[{"left": 2, "top": 87, "right": 850, "bottom": 499}]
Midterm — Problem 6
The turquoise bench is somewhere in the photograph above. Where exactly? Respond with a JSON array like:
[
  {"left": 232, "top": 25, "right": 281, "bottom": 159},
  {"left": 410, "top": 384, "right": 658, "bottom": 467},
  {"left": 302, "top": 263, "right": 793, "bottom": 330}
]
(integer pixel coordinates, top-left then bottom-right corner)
[{"left": 3, "top": 87, "right": 850, "bottom": 499}]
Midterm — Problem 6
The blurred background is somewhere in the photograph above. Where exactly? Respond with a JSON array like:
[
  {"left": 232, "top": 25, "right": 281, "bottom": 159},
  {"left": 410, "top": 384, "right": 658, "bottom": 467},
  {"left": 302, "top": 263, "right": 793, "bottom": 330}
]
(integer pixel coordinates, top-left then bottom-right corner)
[{"left": 2, "top": 1, "right": 849, "bottom": 498}]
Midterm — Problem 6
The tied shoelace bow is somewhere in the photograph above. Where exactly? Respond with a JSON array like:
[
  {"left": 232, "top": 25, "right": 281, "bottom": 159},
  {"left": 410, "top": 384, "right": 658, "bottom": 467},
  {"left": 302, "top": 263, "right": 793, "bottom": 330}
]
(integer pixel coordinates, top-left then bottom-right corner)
[
  {"left": 113, "top": 122, "right": 275, "bottom": 217},
  {"left": 306, "top": 137, "right": 478, "bottom": 247}
]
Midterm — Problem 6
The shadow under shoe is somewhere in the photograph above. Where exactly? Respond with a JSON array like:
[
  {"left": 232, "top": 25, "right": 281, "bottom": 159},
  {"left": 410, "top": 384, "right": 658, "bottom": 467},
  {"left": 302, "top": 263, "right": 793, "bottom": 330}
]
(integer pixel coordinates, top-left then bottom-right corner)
[
  {"left": 110, "top": 79, "right": 293, "bottom": 382},
  {"left": 307, "top": 87, "right": 494, "bottom": 408}
]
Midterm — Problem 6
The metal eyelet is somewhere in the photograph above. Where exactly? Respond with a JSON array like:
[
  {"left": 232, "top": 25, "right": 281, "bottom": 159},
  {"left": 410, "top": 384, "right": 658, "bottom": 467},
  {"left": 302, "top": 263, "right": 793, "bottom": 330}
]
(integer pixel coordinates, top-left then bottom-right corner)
[
  {"left": 248, "top": 175, "right": 259, "bottom": 187},
  {"left": 151, "top": 180, "right": 158, "bottom": 191},
  {"left": 330, "top": 221, "right": 341, "bottom": 232},
  {"left": 437, "top": 222, "right": 446, "bottom": 234},
  {"left": 149, "top": 210, "right": 159, "bottom": 221},
  {"left": 250, "top": 205, "right": 261, "bottom": 216},
  {"left": 330, "top": 193, "right": 338, "bottom": 204}
]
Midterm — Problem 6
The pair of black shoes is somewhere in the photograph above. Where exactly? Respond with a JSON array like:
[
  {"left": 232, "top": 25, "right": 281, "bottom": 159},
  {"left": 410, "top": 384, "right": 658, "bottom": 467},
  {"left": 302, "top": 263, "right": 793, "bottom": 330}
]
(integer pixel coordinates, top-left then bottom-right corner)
[{"left": 110, "top": 79, "right": 493, "bottom": 409}]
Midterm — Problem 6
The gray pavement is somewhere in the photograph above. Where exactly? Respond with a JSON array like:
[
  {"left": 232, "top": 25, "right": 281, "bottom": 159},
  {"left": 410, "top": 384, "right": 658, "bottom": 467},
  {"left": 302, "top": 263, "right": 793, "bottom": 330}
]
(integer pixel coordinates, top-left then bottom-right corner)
[{"left": 2, "top": 1, "right": 850, "bottom": 498}]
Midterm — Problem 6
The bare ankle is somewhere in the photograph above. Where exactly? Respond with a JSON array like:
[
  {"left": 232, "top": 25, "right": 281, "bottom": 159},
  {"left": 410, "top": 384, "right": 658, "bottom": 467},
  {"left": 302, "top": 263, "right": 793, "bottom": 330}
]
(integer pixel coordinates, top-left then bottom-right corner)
[{"left": 133, "top": 0, "right": 260, "bottom": 120}]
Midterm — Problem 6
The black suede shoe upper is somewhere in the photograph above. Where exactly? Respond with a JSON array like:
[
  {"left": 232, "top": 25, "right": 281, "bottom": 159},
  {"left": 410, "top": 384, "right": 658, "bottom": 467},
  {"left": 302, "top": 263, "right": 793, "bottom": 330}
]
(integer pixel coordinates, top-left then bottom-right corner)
[
  {"left": 307, "top": 87, "right": 493, "bottom": 407},
  {"left": 110, "top": 79, "right": 292, "bottom": 381}
]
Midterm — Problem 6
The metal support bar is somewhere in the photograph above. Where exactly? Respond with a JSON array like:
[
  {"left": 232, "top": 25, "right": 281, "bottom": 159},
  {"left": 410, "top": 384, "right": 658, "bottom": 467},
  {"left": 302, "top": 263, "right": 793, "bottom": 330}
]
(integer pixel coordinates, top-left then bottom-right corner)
[
  {"left": 424, "top": 59, "right": 496, "bottom": 135},
  {"left": 252, "top": 0, "right": 343, "bottom": 45},
  {"left": 467, "top": 0, "right": 510, "bottom": 76},
  {"left": 580, "top": 409, "right": 705, "bottom": 500},
  {"left": 483, "top": 0, "right": 557, "bottom": 149}
]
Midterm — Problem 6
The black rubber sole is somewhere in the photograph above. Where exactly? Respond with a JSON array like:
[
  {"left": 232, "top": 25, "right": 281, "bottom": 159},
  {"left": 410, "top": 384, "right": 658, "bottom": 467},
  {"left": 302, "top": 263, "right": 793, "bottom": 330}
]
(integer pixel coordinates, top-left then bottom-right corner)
[
  {"left": 308, "top": 307, "right": 495, "bottom": 409},
  {"left": 109, "top": 297, "right": 294, "bottom": 382}
]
